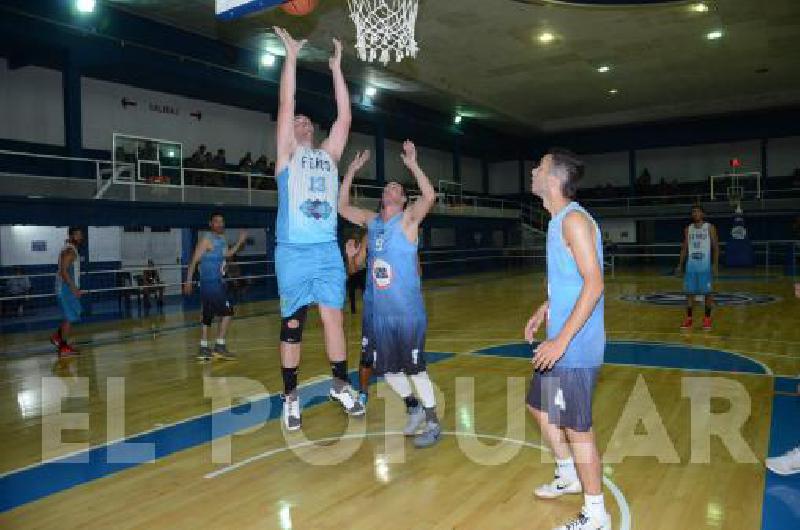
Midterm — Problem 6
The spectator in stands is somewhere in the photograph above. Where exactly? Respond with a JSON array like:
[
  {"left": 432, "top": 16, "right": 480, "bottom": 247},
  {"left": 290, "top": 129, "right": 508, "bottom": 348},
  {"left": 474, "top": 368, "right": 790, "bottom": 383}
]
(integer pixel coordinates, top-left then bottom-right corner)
[
  {"left": 238, "top": 152, "right": 253, "bottom": 172},
  {"left": 254, "top": 155, "right": 269, "bottom": 174},
  {"left": 142, "top": 259, "right": 164, "bottom": 309},
  {"left": 6, "top": 267, "right": 31, "bottom": 316},
  {"left": 213, "top": 149, "right": 227, "bottom": 169},
  {"left": 636, "top": 168, "right": 651, "bottom": 194},
  {"left": 267, "top": 160, "right": 276, "bottom": 176}
]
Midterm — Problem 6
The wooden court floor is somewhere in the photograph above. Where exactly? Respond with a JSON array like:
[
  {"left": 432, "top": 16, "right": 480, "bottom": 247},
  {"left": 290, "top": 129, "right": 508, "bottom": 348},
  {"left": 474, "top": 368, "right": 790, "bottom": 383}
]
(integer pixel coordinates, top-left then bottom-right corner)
[{"left": 0, "top": 268, "right": 798, "bottom": 529}]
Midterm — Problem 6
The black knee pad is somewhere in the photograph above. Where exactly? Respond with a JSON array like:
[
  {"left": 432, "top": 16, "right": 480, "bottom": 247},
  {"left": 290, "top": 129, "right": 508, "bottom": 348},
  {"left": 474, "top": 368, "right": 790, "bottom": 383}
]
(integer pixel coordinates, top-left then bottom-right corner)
[{"left": 280, "top": 306, "right": 308, "bottom": 343}]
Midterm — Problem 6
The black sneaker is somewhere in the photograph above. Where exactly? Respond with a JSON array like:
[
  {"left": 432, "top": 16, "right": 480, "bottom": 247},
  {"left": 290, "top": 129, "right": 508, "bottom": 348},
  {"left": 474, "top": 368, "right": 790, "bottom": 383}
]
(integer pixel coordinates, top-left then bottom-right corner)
[
  {"left": 213, "top": 343, "right": 236, "bottom": 361},
  {"left": 197, "top": 345, "right": 212, "bottom": 362}
]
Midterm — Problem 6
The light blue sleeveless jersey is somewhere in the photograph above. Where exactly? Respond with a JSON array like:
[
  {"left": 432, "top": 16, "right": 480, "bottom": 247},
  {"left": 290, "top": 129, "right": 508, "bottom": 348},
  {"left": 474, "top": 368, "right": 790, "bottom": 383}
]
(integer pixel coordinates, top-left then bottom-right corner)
[
  {"left": 686, "top": 222, "right": 712, "bottom": 273},
  {"left": 276, "top": 146, "right": 338, "bottom": 245},
  {"left": 366, "top": 213, "right": 425, "bottom": 319},
  {"left": 546, "top": 202, "right": 605, "bottom": 368}
]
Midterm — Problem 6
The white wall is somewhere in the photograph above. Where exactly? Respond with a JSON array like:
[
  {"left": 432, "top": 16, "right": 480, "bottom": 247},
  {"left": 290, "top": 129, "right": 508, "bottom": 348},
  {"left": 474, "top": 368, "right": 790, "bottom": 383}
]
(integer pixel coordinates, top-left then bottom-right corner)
[
  {"left": 0, "top": 60, "right": 64, "bottom": 146},
  {"left": 82, "top": 77, "right": 274, "bottom": 161},
  {"left": 89, "top": 226, "right": 122, "bottom": 262},
  {"left": 461, "top": 156, "right": 483, "bottom": 193},
  {"left": 0, "top": 226, "right": 68, "bottom": 266},
  {"left": 488, "top": 161, "right": 519, "bottom": 195},
  {"left": 384, "top": 139, "right": 408, "bottom": 184},
  {"left": 580, "top": 151, "right": 629, "bottom": 187},
  {"left": 637, "top": 140, "right": 760, "bottom": 183},
  {"left": 599, "top": 219, "right": 637, "bottom": 244},
  {"left": 341, "top": 131, "right": 376, "bottom": 181},
  {"left": 767, "top": 136, "right": 800, "bottom": 177},
  {"left": 417, "top": 146, "right": 453, "bottom": 185},
  {"left": 121, "top": 228, "right": 182, "bottom": 294}
]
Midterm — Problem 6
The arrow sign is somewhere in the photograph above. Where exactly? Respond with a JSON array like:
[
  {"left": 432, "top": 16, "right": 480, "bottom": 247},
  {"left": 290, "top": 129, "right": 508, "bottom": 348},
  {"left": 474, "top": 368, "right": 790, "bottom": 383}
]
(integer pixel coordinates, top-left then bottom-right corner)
[
  {"left": 190, "top": 111, "right": 202, "bottom": 120},
  {"left": 121, "top": 97, "right": 137, "bottom": 108}
]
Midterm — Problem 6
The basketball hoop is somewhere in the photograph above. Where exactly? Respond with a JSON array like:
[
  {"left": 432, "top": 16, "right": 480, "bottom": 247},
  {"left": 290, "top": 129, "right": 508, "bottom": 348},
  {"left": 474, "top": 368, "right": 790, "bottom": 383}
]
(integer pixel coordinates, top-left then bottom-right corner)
[{"left": 346, "top": 0, "right": 419, "bottom": 66}]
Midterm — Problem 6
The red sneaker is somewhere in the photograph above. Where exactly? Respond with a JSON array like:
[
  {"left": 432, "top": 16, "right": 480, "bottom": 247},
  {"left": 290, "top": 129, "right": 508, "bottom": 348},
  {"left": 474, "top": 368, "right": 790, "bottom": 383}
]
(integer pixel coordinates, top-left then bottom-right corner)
[
  {"left": 58, "top": 344, "right": 78, "bottom": 357},
  {"left": 680, "top": 317, "right": 693, "bottom": 330},
  {"left": 702, "top": 316, "right": 712, "bottom": 330}
]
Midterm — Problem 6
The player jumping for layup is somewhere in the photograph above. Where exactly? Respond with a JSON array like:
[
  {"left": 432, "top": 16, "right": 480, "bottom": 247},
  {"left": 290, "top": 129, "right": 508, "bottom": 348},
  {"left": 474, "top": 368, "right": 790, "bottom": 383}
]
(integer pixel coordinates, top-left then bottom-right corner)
[
  {"left": 340, "top": 144, "right": 441, "bottom": 448},
  {"left": 677, "top": 204, "right": 719, "bottom": 330},
  {"left": 525, "top": 149, "right": 610, "bottom": 530},
  {"left": 273, "top": 27, "right": 363, "bottom": 431}
]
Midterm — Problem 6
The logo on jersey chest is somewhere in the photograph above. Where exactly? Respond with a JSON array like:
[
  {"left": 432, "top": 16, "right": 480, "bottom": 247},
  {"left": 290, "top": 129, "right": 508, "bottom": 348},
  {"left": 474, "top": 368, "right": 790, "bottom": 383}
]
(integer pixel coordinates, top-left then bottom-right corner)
[
  {"left": 372, "top": 258, "right": 392, "bottom": 290},
  {"left": 300, "top": 199, "right": 332, "bottom": 220}
]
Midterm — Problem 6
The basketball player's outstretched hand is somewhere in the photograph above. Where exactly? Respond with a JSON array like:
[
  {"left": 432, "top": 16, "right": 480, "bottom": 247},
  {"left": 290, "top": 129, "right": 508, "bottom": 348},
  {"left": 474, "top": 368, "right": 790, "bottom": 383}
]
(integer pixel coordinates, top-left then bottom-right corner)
[
  {"left": 329, "top": 38, "right": 343, "bottom": 70},
  {"left": 238, "top": 230, "right": 248, "bottom": 244},
  {"left": 273, "top": 27, "right": 306, "bottom": 57},
  {"left": 524, "top": 301, "right": 548, "bottom": 343},
  {"left": 400, "top": 140, "right": 417, "bottom": 168},
  {"left": 347, "top": 150, "right": 371, "bottom": 174},
  {"left": 532, "top": 338, "right": 567, "bottom": 372}
]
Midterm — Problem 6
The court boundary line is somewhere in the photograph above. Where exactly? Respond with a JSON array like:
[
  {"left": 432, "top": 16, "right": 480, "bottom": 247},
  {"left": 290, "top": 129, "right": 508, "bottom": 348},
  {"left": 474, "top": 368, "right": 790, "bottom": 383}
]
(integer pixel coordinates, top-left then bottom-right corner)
[
  {"left": 204, "top": 430, "right": 631, "bottom": 530},
  {"left": 466, "top": 340, "right": 775, "bottom": 376}
]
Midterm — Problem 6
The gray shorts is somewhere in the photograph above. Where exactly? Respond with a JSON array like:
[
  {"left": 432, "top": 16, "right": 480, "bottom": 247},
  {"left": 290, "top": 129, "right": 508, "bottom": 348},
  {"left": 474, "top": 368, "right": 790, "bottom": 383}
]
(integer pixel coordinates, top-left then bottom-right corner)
[{"left": 526, "top": 367, "right": 600, "bottom": 432}]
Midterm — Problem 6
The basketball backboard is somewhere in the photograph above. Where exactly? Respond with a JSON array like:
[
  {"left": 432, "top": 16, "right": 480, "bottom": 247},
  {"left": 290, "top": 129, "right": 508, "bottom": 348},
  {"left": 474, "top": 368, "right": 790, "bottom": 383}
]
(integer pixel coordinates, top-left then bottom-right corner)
[{"left": 215, "top": 0, "right": 283, "bottom": 20}]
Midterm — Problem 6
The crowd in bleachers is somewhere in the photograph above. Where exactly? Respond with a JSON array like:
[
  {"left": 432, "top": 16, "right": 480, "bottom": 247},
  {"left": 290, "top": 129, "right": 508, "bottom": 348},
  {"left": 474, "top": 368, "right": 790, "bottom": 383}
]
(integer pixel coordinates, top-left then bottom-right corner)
[{"left": 184, "top": 145, "right": 277, "bottom": 189}]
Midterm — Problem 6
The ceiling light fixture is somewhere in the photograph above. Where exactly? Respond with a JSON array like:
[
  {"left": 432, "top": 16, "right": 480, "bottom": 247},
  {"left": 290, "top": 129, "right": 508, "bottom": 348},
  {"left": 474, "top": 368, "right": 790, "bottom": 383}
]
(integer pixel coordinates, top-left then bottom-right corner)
[
  {"left": 260, "top": 52, "right": 276, "bottom": 67},
  {"left": 365, "top": 86, "right": 378, "bottom": 97},
  {"left": 608, "top": 89, "right": 619, "bottom": 95},
  {"left": 538, "top": 32, "right": 555, "bottom": 44},
  {"left": 706, "top": 29, "right": 724, "bottom": 40},
  {"left": 454, "top": 115, "right": 463, "bottom": 125},
  {"left": 75, "top": 0, "right": 96, "bottom": 13},
  {"left": 691, "top": 3, "right": 709, "bottom": 13},
  {"left": 597, "top": 65, "right": 611, "bottom": 73}
]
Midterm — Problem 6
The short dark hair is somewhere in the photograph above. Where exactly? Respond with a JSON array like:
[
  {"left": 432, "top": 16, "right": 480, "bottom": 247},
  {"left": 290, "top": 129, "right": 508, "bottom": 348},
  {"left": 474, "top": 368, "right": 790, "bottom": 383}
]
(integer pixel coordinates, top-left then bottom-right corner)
[
  {"left": 692, "top": 203, "right": 704, "bottom": 212},
  {"left": 209, "top": 211, "right": 224, "bottom": 221},
  {"left": 68, "top": 226, "right": 82, "bottom": 237},
  {"left": 548, "top": 148, "right": 584, "bottom": 199}
]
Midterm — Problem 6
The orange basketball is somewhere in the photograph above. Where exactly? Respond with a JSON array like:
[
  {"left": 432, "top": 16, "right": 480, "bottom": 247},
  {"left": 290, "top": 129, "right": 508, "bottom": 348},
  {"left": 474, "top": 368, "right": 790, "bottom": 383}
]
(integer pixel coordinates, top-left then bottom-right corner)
[{"left": 280, "top": 0, "right": 318, "bottom": 16}]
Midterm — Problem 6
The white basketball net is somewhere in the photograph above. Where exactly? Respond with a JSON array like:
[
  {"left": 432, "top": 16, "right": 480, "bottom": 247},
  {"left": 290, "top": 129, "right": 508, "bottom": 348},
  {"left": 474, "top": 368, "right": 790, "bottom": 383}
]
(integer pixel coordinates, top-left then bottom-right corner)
[{"left": 346, "top": 0, "right": 420, "bottom": 66}]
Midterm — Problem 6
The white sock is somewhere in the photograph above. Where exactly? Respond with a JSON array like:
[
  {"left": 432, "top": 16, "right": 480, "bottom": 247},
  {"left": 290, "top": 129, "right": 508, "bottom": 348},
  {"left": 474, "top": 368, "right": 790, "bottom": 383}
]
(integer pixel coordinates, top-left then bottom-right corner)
[
  {"left": 200, "top": 340, "right": 209, "bottom": 348},
  {"left": 216, "top": 338, "right": 226, "bottom": 345},
  {"left": 410, "top": 372, "right": 436, "bottom": 409},
  {"left": 384, "top": 372, "right": 413, "bottom": 398},
  {"left": 556, "top": 457, "right": 577, "bottom": 480},
  {"left": 584, "top": 494, "right": 606, "bottom": 521}
]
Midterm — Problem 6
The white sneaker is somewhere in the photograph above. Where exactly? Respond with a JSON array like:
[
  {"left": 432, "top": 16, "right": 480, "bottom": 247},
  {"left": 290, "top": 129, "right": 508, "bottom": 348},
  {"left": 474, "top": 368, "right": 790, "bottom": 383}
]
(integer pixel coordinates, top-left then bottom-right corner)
[
  {"left": 766, "top": 446, "right": 800, "bottom": 476},
  {"left": 282, "top": 394, "right": 302, "bottom": 431},
  {"left": 534, "top": 474, "right": 582, "bottom": 499},
  {"left": 403, "top": 405, "right": 427, "bottom": 436},
  {"left": 329, "top": 385, "right": 366, "bottom": 416},
  {"left": 553, "top": 508, "right": 611, "bottom": 530}
]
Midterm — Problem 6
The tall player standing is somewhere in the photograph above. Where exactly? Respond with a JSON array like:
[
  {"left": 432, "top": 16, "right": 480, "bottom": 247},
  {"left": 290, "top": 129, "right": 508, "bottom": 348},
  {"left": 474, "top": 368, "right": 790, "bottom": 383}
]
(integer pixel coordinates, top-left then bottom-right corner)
[
  {"left": 677, "top": 204, "right": 719, "bottom": 330},
  {"left": 272, "top": 27, "right": 363, "bottom": 431},
  {"left": 524, "top": 149, "right": 610, "bottom": 530}
]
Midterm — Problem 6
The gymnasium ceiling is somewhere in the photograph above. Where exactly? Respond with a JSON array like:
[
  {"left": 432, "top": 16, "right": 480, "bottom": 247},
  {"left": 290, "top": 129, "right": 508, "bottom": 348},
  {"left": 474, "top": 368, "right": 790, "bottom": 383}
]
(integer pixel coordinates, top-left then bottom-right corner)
[{"left": 109, "top": 0, "right": 800, "bottom": 134}]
